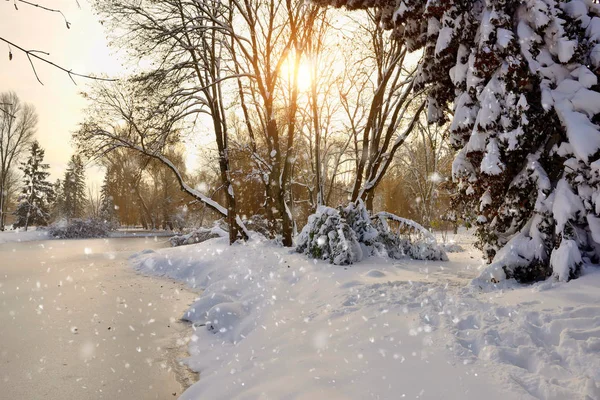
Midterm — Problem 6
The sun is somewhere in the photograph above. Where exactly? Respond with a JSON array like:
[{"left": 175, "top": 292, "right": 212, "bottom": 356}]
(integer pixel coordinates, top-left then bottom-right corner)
[
  {"left": 295, "top": 62, "right": 312, "bottom": 92},
  {"left": 281, "top": 55, "right": 313, "bottom": 92}
]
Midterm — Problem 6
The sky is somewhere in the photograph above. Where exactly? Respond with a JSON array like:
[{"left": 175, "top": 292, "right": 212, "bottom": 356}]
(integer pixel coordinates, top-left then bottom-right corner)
[{"left": 0, "top": 1, "right": 124, "bottom": 189}]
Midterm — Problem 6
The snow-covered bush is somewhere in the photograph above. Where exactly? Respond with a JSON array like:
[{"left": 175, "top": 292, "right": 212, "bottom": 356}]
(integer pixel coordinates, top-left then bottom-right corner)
[
  {"left": 297, "top": 202, "right": 447, "bottom": 265},
  {"left": 441, "top": 243, "right": 465, "bottom": 253},
  {"left": 371, "top": 216, "right": 405, "bottom": 259},
  {"left": 170, "top": 226, "right": 227, "bottom": 247},
  {"left": 295, "top": 206, "right": 363, "bottom": 265},
  {"left": 373, "top": 215, "right": 448, "bottom": 261},
  {"left": 342, "top": 201, "right": 386, "bottom": 257},
  {"left": 48, "top": 218, "right": 113, "bottom": 239},
  {"left": 403, "top": 239, "right": 448, "bottom": 261}
]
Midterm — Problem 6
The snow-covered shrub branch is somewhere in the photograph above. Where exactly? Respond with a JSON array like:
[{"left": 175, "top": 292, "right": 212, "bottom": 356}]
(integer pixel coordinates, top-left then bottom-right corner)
[
  {"left": 296, "top": 201, "right": 447, "bottom": 264},
  {"left": 169, "top": 226, "right": 228, "bottom": 247}
]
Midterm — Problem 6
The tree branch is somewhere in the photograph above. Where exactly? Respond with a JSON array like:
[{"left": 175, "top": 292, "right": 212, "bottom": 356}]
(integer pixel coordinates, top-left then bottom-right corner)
[{"left": 0, "top": 37, "right": 117, "bottom": 85}]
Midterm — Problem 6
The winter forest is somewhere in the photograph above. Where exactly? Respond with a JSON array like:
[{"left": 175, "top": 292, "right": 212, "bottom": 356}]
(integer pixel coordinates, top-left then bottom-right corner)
[{"left": 2, "top": 1, "right": 600, "bottom": 399}]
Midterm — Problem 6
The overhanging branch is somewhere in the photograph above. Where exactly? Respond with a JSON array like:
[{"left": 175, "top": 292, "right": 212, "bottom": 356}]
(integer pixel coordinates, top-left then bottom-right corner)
[{"left": 1, "top": 37, "right": 117, "bottom": 85}]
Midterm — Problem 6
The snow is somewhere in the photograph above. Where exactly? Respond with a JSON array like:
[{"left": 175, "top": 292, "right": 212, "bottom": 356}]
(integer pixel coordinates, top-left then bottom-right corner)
[
  {"left": 435, "top": 26, "right": 453, "bottom": 55},
  {"left": 130, "top": 231, "right": 600, "bottom": 400},
  {"left": 480, "top": 138, "right": 504, "bottom": 175},
  {"left": 552, "top": 178, "right": 585, "bottom": 235},
  {"left": 0, "top": 227, "right": 175, "bottom": 245},
  {"left": 0, "top": 227, "right": 48, "bottom": 244},
  {"left": 550, "top": 239, "right": 583, "bottom": 282}
]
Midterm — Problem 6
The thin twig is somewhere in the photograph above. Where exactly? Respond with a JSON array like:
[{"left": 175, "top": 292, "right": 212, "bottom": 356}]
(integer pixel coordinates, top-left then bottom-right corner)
[
  {"left": 0, "top": 103, "right": 16, "bottom": 119},
  {"left": 0, "top": 37, "right": 117, "bottom": 85},
  {"left": 14, "top": 0, "right": 71, "bottom": 29}
]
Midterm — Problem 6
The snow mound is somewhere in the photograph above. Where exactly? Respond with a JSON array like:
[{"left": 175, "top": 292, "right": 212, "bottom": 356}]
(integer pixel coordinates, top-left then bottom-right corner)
[
  {"left": 365, "top": 269, "right": 386, "bottom": 278},
  {"left": 205, "top": 302, "right": 251, "bottom": 342}
]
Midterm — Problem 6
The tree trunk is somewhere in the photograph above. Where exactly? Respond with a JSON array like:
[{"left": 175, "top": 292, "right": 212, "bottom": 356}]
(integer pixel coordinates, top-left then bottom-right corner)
[{"left": 264, "top": 99, "right": 293, "bottom": 247}]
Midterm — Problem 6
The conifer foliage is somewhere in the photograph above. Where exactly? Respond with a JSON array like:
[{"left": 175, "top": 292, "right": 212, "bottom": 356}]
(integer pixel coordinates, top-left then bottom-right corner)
[
  {"left": 99, "top": 173, "right": 118, "bottom": 228},
  {"left": 14, "top": 141, "right": 54, "bottom": 230},
  {"left": 316, "top": 0, "right": 600, "bottom": 283},
  {"left": 61, "top": 155, "right": 88, "bottom": 221}
]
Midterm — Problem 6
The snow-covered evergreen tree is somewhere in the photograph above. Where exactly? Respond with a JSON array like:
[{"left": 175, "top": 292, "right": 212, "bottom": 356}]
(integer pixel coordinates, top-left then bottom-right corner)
[
  {"left": 62, "top": 155, "right": 87, "bottom": 220},
  {"left": 99, "top": 172, "right": 118, "bottom": 228},
  {"left": 317, "top": 0, "right": 600, "bottom": 283},
  {"left": 296, "top": 206, "right": 364, "bottom": 265},
  {"left": 50, "top": 178, "right": 64, "bottom": 221},
  {"left": 13, "top": 141, "right": 54, "bottom": 230}
]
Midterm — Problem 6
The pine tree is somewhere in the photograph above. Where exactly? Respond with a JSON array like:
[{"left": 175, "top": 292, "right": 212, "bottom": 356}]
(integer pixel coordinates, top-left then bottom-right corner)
[
  {"left": 13, "top": 141, "right": 54, "bottom": 230},
  {"left": 99, "top": 171, "right": 118, "bottom": 227},
  {"left": 50, "top": 179, "right": 64, "bottom": 221},
  {"left": 62, "top": 155, "right": 88, "bottom": 221},
  {"left": 317, "top": 0, "right": 600, "bottom": 283}
]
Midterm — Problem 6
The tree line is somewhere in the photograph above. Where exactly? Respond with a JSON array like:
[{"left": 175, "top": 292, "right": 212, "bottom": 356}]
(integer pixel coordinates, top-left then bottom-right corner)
[{"left": 0, "top": 91, "right": 209, "bottom": 231}]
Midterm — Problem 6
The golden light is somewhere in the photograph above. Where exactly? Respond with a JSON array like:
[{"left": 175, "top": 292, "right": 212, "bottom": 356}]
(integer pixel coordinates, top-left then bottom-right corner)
[
  {"left": 281, "top": 55, "right": 313, "bottom": 92},
  {"left": 295, "top": 62, "right": 312, "bottom": 92}
]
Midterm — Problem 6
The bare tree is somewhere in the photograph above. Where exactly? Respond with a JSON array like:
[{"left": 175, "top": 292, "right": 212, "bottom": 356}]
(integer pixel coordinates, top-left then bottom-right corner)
[
  {"left": 224, "top": 0, "right": 320, "bottom": 245},
  {"left": 395, "top": 119, "right": 454, "bottom": 228},
  {"left": 86, "top": 0, "right": 322, "bottom": 246},
  {"left": 0, "top": 91, "right": 37, "bottom": 229},
  {"left": 84, "top": 0, "right": 256, "bottom": 243},
  {"left": 337, "top": 11, "right": 424, "bottom": 210}
]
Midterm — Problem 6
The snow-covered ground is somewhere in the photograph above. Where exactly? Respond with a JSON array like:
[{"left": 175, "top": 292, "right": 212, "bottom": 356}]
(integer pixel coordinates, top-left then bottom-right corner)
[
  {"left": 130, "top": 232, "right": 600, "bottom": 400},
  {"left": 0, "top": 227, "right": 49, "bottom": 244},
  {"left": 0, "top": 228, "right": 174, "bottom": 245}
]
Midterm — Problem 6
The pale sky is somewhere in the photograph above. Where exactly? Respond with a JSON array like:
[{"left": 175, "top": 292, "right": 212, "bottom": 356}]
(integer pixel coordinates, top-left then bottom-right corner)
[{"left": 0, "top": 1, "right": 123, "bottom": 188}]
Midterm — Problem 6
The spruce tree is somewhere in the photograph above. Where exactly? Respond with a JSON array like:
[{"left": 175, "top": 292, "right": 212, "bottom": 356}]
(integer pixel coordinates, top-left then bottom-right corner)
[
  {"left": 50, "top": 179, "right": 63, "bottom": 221},
  {"left": 99, "top": 171, "right": 118, "bottom": 227},
  {"left": 317, "top": 0, "right": 600, "bottom": 282},
  {"left": 62, "top": 155, "right": 88, "bottom": 221},
  {"left": 14, "top": 141, "right": 54, "bottom": 230}
]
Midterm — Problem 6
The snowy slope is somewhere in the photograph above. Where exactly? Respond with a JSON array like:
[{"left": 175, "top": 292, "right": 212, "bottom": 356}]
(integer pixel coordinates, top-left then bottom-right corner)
[{"left": 130, "top": 234, "right": 600, "bottom": 400}]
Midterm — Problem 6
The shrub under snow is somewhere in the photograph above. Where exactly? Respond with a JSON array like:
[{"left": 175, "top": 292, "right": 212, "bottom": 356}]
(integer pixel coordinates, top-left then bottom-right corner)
[
  {"left": 48, "top": 219, "right": 113, "bottom": 239},
  {"left": 441, "top": 243, "right": 465, "bottom": 253},
  {"left": 170, "top": 226, "right": 228, "bottom": 247},
  {"left": 296, "top": 202, "right": 447, "bottom": 265},
  {"left": 295, "top": 206, "right": 363, "bottom": 265},
  {"left": 373, "top": 215, "right": 448, "bottom": 262}
]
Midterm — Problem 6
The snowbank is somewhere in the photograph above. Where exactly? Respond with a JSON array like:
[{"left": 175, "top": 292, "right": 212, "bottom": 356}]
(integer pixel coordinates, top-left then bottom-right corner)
[{"left": 130, "top": 234, "right": 600, "bottom": 399}]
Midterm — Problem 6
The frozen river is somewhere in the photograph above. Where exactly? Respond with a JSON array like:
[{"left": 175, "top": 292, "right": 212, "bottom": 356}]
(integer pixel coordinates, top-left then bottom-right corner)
[{"left": 0, "top": 237, "right": 197, "bottom": 399}]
